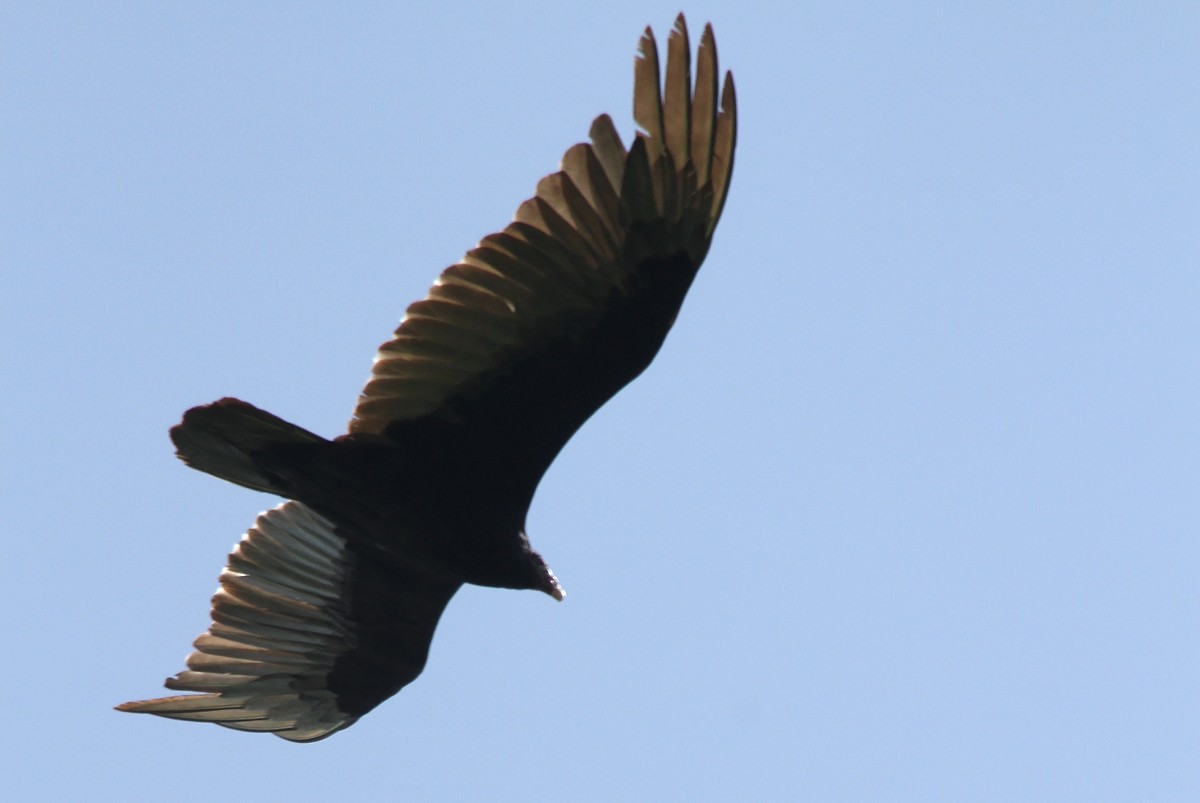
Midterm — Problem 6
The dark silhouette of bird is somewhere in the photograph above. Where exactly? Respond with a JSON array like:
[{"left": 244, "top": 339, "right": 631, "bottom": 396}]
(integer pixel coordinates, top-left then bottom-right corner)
[{"left": 117, "top": 14, "right": 736, "bottom": 741}]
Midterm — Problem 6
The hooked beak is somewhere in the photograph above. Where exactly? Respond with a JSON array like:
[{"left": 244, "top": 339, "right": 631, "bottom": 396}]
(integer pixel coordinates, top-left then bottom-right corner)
[
  {"left": 526, "top": 542, "right": 565, "bottom": 601},
  {"left": 542, "top": 564, "right": 566, "bottom": 601}
]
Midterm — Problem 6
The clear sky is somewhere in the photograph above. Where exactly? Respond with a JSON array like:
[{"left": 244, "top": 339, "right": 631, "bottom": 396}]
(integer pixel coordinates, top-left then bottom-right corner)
[{"left": 3, "top": 2, "right": 1197, "bottom": 800}]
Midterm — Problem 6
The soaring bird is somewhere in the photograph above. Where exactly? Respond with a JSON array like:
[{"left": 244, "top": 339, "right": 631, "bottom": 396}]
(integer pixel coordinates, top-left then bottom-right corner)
[{"left": 118, "top": 14, "right": 736, "bottom": 741}]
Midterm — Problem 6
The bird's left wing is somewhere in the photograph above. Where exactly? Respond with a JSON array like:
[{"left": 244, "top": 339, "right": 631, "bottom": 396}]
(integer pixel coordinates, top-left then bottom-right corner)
[{"left": 118, "top": 501, "right": 460, "bottom": 742}]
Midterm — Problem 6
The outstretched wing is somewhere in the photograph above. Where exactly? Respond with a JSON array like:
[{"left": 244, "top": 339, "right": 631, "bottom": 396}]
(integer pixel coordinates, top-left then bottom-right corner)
[
  {"left": 349, "top": 15, "right": 737, "bottom": 505},
  {"left": 117, "top": 502, "right": 460, "bottom": 742}
]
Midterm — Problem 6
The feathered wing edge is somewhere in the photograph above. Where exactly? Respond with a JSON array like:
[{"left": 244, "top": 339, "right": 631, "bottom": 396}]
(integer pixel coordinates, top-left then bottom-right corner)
[
  {"left": 118, "top": 503, "right": 360, "bottom": 742},
  {"left": 349, "top": 13, "right": 736, "bottom": 434}
]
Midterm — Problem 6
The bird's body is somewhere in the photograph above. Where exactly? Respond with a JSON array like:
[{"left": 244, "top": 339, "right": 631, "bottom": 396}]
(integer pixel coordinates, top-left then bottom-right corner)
[{"left": 119, "top": 15, "right": 736, "bottom": 741}]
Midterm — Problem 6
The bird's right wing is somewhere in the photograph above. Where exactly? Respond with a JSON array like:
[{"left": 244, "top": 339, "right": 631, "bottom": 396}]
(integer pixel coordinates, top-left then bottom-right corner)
[
  {"left": 117, "top": 501, "right": 460, "bottom": 742},
  {"left": 347, "top": 15, "right": 736, "bottom": 502}
]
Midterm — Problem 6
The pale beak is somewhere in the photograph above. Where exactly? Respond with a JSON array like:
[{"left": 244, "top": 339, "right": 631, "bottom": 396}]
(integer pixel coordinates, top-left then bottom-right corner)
[{"left": 543, "top": 565, "right": 566, "bottom": 601}]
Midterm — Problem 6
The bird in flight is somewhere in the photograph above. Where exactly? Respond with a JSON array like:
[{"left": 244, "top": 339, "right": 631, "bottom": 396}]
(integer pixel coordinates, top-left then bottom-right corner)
[{"left": 118, "top": 14, "right": 736, "bottom": 741}]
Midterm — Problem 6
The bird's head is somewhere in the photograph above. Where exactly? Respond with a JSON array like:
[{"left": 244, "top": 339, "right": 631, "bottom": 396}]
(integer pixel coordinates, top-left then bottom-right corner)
[{"left": 463, "top": 530, "right": 566, "bottom": 599}]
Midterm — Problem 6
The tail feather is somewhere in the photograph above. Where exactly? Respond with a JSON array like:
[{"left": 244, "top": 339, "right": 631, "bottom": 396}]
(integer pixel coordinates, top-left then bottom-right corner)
[{"left": 170, "top": 398, "right": 326, "bottom": 494}]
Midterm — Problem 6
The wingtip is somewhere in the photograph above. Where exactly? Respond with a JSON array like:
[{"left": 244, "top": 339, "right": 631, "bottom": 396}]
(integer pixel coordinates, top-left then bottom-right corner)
[
  {"left": 722, "top": 70, "right": 737, "bottom": 112},
  {"left": 671, "top": 12, "right": 688, "bottom": 40}
]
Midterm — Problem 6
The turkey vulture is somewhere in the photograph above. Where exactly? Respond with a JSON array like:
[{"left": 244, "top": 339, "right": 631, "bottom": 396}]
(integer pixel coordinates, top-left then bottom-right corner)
[{"left": 118, "top": 14, "right": 736, "bottom": 741}]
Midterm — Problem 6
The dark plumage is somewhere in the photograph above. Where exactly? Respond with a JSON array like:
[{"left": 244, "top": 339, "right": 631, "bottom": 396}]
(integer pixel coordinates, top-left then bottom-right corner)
[{"left": 118, "top": 15, "right": 736, "bottom": 741}]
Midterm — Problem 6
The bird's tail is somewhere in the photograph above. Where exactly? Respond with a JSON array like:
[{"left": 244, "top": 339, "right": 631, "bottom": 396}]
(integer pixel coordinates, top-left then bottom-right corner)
[{"left": 170, "top": 398, "right": 327, "bottom": 495}]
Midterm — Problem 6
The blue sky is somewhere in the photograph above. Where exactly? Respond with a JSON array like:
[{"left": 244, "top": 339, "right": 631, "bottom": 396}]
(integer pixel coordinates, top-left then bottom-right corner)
[{"left": 3, "top": 2, "right": 1197, "bottom": 800}]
